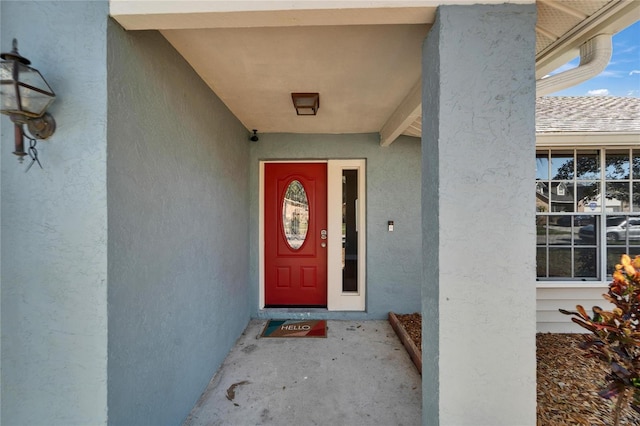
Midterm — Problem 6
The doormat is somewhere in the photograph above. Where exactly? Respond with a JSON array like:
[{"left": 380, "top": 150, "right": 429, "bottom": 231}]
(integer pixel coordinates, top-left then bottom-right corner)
[{"left": 261, "top": 319, "right": 327, "bottom": 338}]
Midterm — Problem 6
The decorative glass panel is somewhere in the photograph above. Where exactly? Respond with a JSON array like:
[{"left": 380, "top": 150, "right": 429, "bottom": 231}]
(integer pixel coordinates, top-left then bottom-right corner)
[{"left": 282, "top": 180, "right": 309, "bottom": 250}]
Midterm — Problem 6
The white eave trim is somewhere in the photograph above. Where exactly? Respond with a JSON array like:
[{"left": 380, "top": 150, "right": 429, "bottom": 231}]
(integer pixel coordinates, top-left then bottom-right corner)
[
  {"left": 110, "top": 0, "right": 533, "bottom": 30},
  {"left": 536, "top": 132, "right": 640, "bottom": 146}
]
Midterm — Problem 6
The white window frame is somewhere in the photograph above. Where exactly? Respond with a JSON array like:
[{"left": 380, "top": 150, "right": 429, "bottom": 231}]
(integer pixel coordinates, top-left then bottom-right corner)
[{"left": 536, "top": 143, "right": 640, "bottom": 288}]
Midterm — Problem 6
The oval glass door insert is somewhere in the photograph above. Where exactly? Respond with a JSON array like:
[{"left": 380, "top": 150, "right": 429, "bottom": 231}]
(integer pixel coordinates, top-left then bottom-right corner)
[{"left": 282, "top": 180, "right": 309, "bottom": 250}]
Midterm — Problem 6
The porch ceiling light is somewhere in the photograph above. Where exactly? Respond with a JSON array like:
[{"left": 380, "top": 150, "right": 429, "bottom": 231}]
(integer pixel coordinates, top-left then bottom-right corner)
[
  {"left": 291, "top": 93, "right": 319, "bottom": 116},
  {"left": 1, "top": 38, "right": 56, "bottom": 165}
]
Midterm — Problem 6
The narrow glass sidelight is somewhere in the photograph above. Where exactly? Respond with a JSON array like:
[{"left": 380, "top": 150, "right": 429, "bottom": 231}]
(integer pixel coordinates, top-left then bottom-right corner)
[
  {"left": 342, "top": 170, "right": 358, "bottom": 292},
  {"left": 282, "top": 180, "right": 309, "bottom": 250}
]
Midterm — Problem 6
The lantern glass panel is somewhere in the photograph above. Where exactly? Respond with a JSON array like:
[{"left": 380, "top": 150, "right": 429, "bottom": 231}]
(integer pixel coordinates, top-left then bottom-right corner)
[
  {"left": 0, "top": 61, "right": 54, "bottom": 116},
  {"left": 18, "top": 85, "right": 54, "bottom": 116}
]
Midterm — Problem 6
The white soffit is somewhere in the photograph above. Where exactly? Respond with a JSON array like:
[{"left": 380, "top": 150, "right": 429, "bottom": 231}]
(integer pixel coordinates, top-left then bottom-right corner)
[
  {"left": 109, "top": 0, "right": 635, "bottom": 143},
  {"left": 161, "top": 24, "right": 431, "bottom": 134}
]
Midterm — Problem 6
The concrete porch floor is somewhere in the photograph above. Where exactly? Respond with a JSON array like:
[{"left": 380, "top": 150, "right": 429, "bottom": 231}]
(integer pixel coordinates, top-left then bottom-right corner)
[{"left": 183, "top": 320, "right": 422, "bottom": 426}]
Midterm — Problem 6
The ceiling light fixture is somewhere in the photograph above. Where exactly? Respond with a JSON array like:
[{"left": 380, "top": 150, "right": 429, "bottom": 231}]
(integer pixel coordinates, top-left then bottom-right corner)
[
  {"left": 291, "top": 93, "right": 319, "bottom": 116},
  {"left": 250, "top": 129, "right": 259, "bottom": 142}
]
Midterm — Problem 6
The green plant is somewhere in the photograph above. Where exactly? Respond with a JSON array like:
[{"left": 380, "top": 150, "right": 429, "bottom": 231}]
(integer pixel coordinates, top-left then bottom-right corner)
[{"left": 560, "top": 254, "right": 640, "bottom": 425}]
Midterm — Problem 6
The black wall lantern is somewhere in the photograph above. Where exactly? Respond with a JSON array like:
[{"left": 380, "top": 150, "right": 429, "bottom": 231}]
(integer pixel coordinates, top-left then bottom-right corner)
[{"left": 1, "top": 38, "right": 56, "bottom": 165}]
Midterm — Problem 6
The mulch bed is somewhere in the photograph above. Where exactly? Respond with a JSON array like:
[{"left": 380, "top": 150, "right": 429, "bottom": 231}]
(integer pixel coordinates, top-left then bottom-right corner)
[{"left": 392, "top": 312, "right": 639, "bottom": 425}]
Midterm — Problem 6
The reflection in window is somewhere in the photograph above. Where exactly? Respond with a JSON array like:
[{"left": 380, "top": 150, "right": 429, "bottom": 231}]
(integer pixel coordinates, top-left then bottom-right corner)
[
  {"left": 536, "top": 148, "right": 640, "bottom": 281},
  {"left": 576, "top": 150, "right": 600, "bottom": 180},
  {"left": 606, "top": 150, "right": 630, "bottom": 180},
  {"left": 282, "top": 180, "right": 309, "bottom": 250}
]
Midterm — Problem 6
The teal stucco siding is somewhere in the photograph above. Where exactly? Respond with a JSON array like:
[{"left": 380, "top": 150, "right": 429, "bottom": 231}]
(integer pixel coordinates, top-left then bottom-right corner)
[
  {"left": 1, "top": 1, "right": 109, "bottom": 424},
  {"left": 106, "top": 22, "right": 252, "bottom": 426}
]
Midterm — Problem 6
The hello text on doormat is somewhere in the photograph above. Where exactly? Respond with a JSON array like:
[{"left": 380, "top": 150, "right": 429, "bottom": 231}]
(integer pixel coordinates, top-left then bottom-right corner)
[{"left": 260, "top": 319, "right": 327, "bottom": 338}]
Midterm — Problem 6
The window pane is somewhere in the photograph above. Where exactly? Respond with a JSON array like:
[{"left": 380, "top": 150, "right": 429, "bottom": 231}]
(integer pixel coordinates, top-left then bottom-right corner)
[
  {"left": 607, "top": 247, "right": 627, "bottom": 275},
  {"left": 605, "top": 150, "right": 630, "bottom": 180},
  {"left": 576, "top": 150, "right": 600, "bottom": 180},
  {"left": 633, "top": 182, "right": 640, "bottom": 212},
  {"left": 550, "top": 182, "right": 574, "bottom": 212},
  {"left": 633, "top": 150, "right": 640, "bottom": 179},
  {"left": 551, "top": 151, "right": 574, "bottom": 180},
  {"left": 608, "top": 246, "right": 640, "bottom": 277},
  {"left": 548, "top": 215, "right": 572, "bottom": 245},
  {"left": 536, "top": 247, "right": 547, "bottom": 278},
  {"left": 536, "top": 151, "right": 549, "bottom": 180},
  {"left": 575, "top": 215, "right": 597, "bottom": 246},
  {"left": 536, "top": 182, "right": 549, "bottom": 212},
  {"left": 576, "top": 182, "right": 600, "bottom": 212},
  {"left": 605, "top": 182, "right": 631, "bottom": 212},
  {"left": 574, "top": 248, "right": 597, "bottom": 278},
  {"left": 536, "top": 216, "right": 547, "bottom": 245},
  {"left": 548, "top": 248, "right": 571, "bottom": 277}
]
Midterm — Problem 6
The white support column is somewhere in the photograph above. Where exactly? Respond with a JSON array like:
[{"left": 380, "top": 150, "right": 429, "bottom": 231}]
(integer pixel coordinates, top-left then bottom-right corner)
[{"left": 421, "top": 4, "right": 537, "bottom": 425}]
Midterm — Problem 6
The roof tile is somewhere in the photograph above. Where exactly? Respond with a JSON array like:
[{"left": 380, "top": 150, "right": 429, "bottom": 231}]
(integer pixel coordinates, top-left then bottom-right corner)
[{"left": 536, "top": 96, "right": 640, "bottom": 133}]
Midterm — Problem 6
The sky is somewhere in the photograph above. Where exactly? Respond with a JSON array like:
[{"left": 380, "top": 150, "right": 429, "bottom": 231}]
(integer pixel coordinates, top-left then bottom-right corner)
[{"left": 549, "top": 20, "right": 640, "bottom": 97}]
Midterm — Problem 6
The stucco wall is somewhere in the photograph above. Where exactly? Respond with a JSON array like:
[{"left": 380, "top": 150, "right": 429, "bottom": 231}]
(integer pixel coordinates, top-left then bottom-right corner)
[
  {"left": 249, "top": 133, "right": 422, "bottom": 319},
  {"left": 1, "top": 1, "right": 109, "bottom": 424},
  {"left": 106, "top": 23, "right": 251, "bottom": 425},
  {"left": 422, "top": 4, "right": 537, "bottom": 425}
]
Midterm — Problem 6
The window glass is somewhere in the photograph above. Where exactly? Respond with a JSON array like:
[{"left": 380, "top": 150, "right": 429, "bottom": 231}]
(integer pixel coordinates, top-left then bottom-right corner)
[
  {"left": 536, "top": 152, "right": 549, "bottom": 180},
  {"left": 632, "top": 150, "right": 640, "bottom": 178},
  {"left": 550, "top": 182, "right": 574, "bottom": 212},
  {"left": 342, "top": 170, "right": 358, "bottom": 293},
  {"left": 605, "top": 150, "right": 630, "bottom": 180},
  {"left": 536, "top": 182, "right": 549, "bottom": 212},
  {"left": 605, "top": 182, "right": 631, "bottom": 212},
  {"left": 551, "top": 151, "right": 574, "bottom": 180},
  {"left": 548, "top": 248, "right": 571, "bottom": 277},
  {"left": 536, "top": 247, "right": 547, "bottom": 278},
  {"left": 574, "top": 248, "right": 597, "bottom": 277},
  {"left": 537, "top": 148, "right": 640, "bottom": 282},
  {"left": 576, "top": 182, "right": 600, "bottom": 212},
  {"left": 576, "top": 150, "right": 600, "bottom": 180}
]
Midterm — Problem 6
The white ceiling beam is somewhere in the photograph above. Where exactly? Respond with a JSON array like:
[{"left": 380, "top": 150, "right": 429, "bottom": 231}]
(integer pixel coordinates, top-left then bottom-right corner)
[{"left": 379, "top": 79, "right": 421, "bottom": 147}]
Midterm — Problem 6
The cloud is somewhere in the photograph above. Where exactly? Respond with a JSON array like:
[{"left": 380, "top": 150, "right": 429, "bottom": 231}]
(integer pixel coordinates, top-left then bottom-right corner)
[
  {"left": 630, "top": 70, "right": 640, "bottom": 76},
  {"left": 587, "top": 89, "right": 610, "bottom": 96}
]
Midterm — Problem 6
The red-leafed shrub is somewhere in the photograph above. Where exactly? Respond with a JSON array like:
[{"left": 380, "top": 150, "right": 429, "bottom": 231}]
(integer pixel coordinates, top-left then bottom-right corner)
[{"left": 560, "top": 254, "right": 640, "bottom": 426}]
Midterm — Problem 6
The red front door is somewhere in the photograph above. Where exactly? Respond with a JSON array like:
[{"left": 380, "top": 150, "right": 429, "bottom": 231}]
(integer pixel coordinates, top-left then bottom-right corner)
[{"left": 265, "top": 163, "right": 327, "bottom": 307}]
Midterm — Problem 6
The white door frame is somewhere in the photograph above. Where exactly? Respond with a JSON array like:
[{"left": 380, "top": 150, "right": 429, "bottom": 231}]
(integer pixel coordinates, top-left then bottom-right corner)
[{"left": 259, "top": 160, "right": 366, "bottom": 311}]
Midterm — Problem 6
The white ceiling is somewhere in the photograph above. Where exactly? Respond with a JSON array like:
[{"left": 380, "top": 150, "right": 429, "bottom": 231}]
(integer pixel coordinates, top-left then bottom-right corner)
[{"left": 111, "top": 0, "right": 639, "bottom": 143}]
